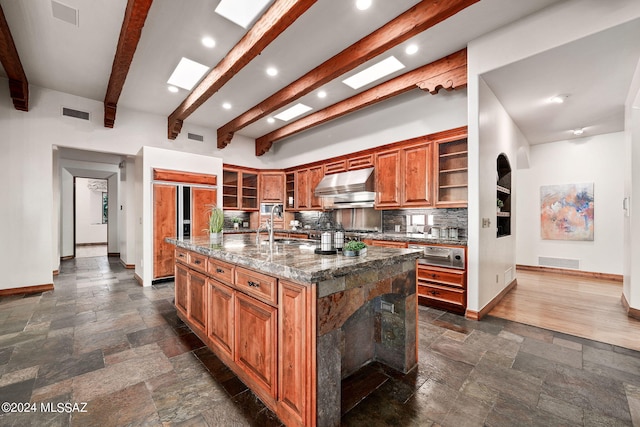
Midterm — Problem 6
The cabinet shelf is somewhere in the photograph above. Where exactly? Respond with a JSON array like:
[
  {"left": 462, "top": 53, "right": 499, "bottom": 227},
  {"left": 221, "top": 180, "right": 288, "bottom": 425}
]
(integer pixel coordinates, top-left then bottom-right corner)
[
  {"left": 439, "top": 150, "right": 468, "bottom": 158},
  {"left": 496, "top": 211, "right": 510, "bottom": 217},
  {"left": 439, "top": 184, "right": 468, "bottom": 189},
  {"left": 440, "top": 167, "right": 468, "bottom": 174},
  {"left": 497, "top": 185, "right": 511, "bottom": 194}
]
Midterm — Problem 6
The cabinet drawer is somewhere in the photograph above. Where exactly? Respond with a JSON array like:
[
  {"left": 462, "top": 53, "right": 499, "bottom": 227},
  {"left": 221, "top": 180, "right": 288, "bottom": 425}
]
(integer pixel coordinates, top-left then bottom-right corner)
[
  {"left": 370, "top": 240, "right": 408, "bottom": 249},
  {"left": 324, "top": 160, "right": 347, "bottom": 175},
  {"left": 418, "top": 282, "right": 465, "bottom": 306},
  {"left": 208, "top": 259, "right": 235, "bottom": 285},
  {"left": 235, "top": 267, "right": 278, "bottom": 305},
  {"left": 175, "top": 248, "right": 189, "bottom": 264},
  {"left": 417, "top": 266, "right": 465, "bottom": 288},
  {"left": 188, "top": 251, "right": 207, "bottom": 272}
]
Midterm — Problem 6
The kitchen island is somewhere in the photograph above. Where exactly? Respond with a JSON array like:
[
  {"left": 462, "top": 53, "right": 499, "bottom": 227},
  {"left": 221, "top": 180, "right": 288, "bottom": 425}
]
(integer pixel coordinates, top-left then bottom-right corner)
[{"left": 167, "top": 234, "right": 422, "bottom": 427}]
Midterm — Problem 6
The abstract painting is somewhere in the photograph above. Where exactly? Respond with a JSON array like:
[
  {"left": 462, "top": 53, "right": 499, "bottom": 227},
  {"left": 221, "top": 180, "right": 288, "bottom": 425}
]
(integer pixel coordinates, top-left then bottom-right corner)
[{"left": 540, "top": 183, "right": 594, "bottom": 241}]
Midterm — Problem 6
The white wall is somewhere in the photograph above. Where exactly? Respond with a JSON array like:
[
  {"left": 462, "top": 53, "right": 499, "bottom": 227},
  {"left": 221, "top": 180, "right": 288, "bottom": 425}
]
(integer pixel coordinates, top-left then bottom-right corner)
[
  {"left": 517, "top": 132, "right": 625, "bottom": 275},
  {"left": 75, "top": 177, "right": 108, "bottom": 244},
  {"left": 467, "top": 0, "right": 640, "bottom": 313}
]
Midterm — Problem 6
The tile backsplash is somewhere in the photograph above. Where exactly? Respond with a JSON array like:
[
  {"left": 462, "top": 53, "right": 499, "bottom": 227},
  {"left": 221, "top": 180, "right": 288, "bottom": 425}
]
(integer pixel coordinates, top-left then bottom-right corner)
[{"left": 382, "top": 208, "right": 467, "bottom": 239}]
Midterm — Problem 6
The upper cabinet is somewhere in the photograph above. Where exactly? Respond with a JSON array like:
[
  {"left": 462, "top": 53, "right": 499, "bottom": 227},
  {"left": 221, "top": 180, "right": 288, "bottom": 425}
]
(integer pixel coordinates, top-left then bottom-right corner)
[
  {"left": 223, "top": 167, "right": 258, "bottom": 211},
  {"left": 435, "top": 138, "right": 468, "bottom": 207},
  {"left": 375, "top": 141, "right": 432, "bottom": 209},
  {"left": 259, "top": 172, "right": 285, "bottom": 204},
  {"left": 294, "top": 166, "right": 323, "bottom": 211},
  {"left": 324, "top": 153, "right": 374, "bottom": 175}
]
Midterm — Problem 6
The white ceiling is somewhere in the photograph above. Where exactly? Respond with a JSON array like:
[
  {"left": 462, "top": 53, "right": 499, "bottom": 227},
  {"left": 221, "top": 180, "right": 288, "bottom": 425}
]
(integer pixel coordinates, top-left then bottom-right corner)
[{"left": 1, "top": 0, "right": 638, "bottom": 151}]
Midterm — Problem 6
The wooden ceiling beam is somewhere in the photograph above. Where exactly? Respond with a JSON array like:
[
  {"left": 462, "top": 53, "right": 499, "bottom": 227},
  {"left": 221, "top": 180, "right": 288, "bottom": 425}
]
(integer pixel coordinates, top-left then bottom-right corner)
[
  {"left": 255, "top": 49, "right": 467, "bottom": 156},
  {"left": 0, "top": 3, "right": 28, "bottom": 111},
  {"left": 167, "top": 0, "right": 317, "bottom": 140},
  {"left": 104, "top": 0, "right": 153, "bottom": 128},
  {"left": 219, "top": 0, "right": 479, "bottom": 149}
]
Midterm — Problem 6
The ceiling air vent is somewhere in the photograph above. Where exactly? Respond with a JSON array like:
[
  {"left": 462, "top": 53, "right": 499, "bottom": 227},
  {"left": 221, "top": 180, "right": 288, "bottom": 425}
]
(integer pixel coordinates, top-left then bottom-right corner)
[
  {"left": 62, "top": 107, "right": 90, "bottom": 121},
  {"left": 187, "top": 133, "right": 204, "bottom": 142},
  {"left": 51, "top": 1, "right": 79, "bottom": 26}
]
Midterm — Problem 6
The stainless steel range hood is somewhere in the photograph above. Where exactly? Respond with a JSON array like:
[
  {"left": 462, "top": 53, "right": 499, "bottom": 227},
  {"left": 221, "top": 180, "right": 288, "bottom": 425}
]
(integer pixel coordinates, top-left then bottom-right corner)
[{"left": 314, "top": 167, "right": 376, "bottom": 208}]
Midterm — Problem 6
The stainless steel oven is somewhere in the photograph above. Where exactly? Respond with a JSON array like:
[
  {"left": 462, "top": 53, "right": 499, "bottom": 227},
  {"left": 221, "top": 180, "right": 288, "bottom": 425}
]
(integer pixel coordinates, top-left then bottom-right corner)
[{"left": 408, "top": 244, "right": 465, "bottom": 269}]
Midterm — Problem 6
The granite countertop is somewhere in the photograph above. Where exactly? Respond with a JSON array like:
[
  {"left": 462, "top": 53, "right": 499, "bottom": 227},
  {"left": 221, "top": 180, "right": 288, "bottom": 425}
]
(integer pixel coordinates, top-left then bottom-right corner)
[
  {"left": 167, "top": 234, "right": 423, "bottom": 283},
  {"left": 223, "top": 228, "right": 466, "bottom": 246}
]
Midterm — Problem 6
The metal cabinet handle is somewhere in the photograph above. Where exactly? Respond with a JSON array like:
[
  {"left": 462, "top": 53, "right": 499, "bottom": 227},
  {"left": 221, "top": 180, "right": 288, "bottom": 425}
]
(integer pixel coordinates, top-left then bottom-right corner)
[
  {"left": 216, "top": 268, "right": 224, "bottom": 273},
  {"left": 248, "top": 281, "right": 260, "bottom": 288},
  {"left": 431, "top": 273, "right": 438, "bottom": 278},
  {"left": 429, "top": 290, "right": 439, "bottom": 296},
  {"left": 178, "top": 254, "right": 185, "bottom": 258},
  {"left": 194, "top": 260, "right": 201, "bottom": 265}
]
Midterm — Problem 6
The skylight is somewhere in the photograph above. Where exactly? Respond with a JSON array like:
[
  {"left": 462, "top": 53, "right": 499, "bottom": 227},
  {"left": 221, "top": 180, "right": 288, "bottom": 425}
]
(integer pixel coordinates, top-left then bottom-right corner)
[
  {"left": 215, "top": 0, "right": 273, "bottom": 29},
  {"left": 342, "top": 56, "right": 405, "bottom": 90},
  {"left": 167, "top": 58, "right": 210, "bottom": 91},
  {"left": 274, "top": 103, "right": 312, "bottom": 122}
]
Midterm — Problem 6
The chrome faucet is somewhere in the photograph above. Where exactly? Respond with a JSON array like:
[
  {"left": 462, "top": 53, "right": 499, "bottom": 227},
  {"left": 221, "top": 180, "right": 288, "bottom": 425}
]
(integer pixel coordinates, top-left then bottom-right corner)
[
  {"left": 269, "top": 204, "right": 282, "bottom": 244},
  {"left": 256, "top": 219, "right": 270, "bottom": 245}
]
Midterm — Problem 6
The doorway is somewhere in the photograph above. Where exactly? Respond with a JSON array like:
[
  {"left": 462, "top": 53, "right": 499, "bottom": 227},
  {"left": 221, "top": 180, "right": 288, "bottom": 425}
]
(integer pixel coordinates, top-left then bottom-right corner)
[{"left": 74, "top": 177, "right": 108, "bottom": 258}]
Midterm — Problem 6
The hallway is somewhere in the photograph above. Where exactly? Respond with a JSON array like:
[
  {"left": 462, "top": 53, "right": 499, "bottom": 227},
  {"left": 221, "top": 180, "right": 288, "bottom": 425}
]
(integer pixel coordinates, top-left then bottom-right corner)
[{"left": 0, "top": 256, "right": 639, "bottom": 426}]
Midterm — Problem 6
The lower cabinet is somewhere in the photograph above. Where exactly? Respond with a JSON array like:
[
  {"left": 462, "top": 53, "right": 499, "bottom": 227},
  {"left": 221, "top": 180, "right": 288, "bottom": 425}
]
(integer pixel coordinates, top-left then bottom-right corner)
[
  {"left": 364, "top": 239, "right": 408, "bottom": 249},
  {"left": 174, "top": 249, "right": 315, "bottom": 427},
  {"left": 235, "top": 292, "right": 278, "bottom": 398},
  {"left": 417, "top": 264, "right": 466, "bottom": 314},
  {"left": 207, "top": 279, "right": 234, "bottom": 358}
]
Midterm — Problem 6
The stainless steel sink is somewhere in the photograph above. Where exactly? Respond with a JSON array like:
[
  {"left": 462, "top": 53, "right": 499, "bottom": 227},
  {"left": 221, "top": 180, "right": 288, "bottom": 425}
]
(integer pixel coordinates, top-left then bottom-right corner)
[{"left": 259, "top": 238, "right": 315, "bottom": 245}]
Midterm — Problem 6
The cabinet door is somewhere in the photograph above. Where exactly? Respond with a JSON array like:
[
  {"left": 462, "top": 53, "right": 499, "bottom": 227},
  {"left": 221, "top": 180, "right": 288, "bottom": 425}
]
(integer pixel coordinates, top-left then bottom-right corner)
[
  {"left": 296, "top": 169, "right": 310, "bottom": 210},
  {"left": 260, "top": 172, "right": 285, "bottom": 203},
  {"left": 188, "top": 270, "right": 207, "bottom": 333},
  {"left": 278, "top": 281, "right": 314, "bottom": 427},
  {"left": 153, "top": 183, "right": 177, "bottom": 279},
  {"left": 240, "top": 172, "right": 258, "bottom": 210},
  {"left": 192, "top": 187, "right": 217, "bottom": 238},
  {"left": 402, "top": 143, "right": 432, "bottom": 207},
  {"left": 235, "top": 293, "right": 277, "bottom": 398},
  {"left": 207, "top": 279, "right": 235, "bottom": 358},
  {"left": 375, "top": 150, "right": 401, "bottom": 208},
  {"left": 223, "top": 169, "right": 239, "bottom": 209},
  {"left": 174, "top": 262, "right": 189, "bottom": 316},
  {"left": 309, "top": 166, "right": 324, "bottom": 210}
]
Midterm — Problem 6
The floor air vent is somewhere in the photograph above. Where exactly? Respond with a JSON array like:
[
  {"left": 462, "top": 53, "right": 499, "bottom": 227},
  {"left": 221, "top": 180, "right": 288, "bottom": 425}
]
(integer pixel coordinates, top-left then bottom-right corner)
[
  {"left": 538, "top": 256, "right": 580, "bottom": 270},
  {"left": 188, "top": 133, "right": 204, "bottom": 142},
  {"left": 62, "top": 107, "right": 90, "bottom": 121}
]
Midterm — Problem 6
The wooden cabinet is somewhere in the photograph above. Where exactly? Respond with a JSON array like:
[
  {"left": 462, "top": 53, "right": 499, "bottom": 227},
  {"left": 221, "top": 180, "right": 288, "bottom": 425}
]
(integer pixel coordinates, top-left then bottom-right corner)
[
  {"left": 376, "top": 142, "right": 432, "bottom": 209},
  {"left": 375, "top": 149, "right": 401, "bottom": 208},
  {"left": 417, "top": 264, "right": 466, "bottom": 314},
  {"left": 207, "top": 278, "right": 235, "bottom": 358},
  {"left": 435, "top": 138, "right": 468, "bottom": 207},
  {"left": 191, "top": 187, "right": 218, "bottom": 238},
  {"left": 153, "top": 183, "right": 177, "bottom": 278},
  {"left": 235, "top": 292, "right": 278, "bottom": 398},
  {"left": 278, "top": 280, "right": 314, "bottom": 427},
  {"left": 174, "top": 259, "right": 189, "bottom": 316},
  {"left": 223, "top": 167, "right": 258, "bottom": 210},
  {"left": 260, "top": 172, "right": 285, "bottom": 203},
  {"left": 403, "top": 143, "right": 432, "bottom": 207},
  {"left": 364, "top": 239, "right": 408, "bottom": 248},
  {"left": 294, "top": 166, "right": 324, "bottom": 211},
  {"left": 324, "top": 159, "right": 347, "bottom": 175},
  {"left": 188, "top": 269, "right": 207, "bottom": 332},
  {"left": 285, "top": 172, "right": 295, "bottom": 210}
]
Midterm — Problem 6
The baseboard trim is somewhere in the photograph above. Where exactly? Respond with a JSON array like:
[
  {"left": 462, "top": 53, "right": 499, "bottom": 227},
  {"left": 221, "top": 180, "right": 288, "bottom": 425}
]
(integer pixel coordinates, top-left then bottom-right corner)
[
  {"left": 466, "top": 278, "right": 517, "bottom": 321},
  {"left": 621, "top": 293, "right": 640, "bottom": 321},
  {"left": 76, "top": 242, "right": 107, "bottom": 246},
  {"left": 60, "top": 255, "right": 74, "bottom": 261},
  {"left": 119, "top": 259, "right": 135, "bottom": 269},
  {"left": 516, "top": 264, "right": 622, "bottom": 282},
  {"left": 134, "top": 273, "right": 143, "bottom": 287},
  {"left": 108, "top": 252, "right": 120, "bottom": 258},
  {"left": 53, "top": 270, "right": 59, "bottom": 276},
  {"left": 0, "top": 283, "right": 54, "bottom": 297}
]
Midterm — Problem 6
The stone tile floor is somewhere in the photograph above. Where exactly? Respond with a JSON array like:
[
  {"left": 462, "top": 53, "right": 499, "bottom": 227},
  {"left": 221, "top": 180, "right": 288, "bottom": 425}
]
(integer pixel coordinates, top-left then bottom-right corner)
[{"left": 0, "top": 255, "right": 639, "bottom": 426}]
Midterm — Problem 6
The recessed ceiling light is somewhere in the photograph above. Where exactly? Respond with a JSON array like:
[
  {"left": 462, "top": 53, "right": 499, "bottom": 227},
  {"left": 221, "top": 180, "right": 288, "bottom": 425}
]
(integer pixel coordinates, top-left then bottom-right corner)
[
  {"left": 274, "top": 103, "right": 312, "bottom": 121},
  {"left": 356, "top": 0, "right": 372, "bottom": 11},
  {"left": 201, "top": 36, "right": 215, "bottom": 48},
  {"left": 405, "top": 44, "right": 419, "bottom": 55},
  {"left": 342, "top": 56, "right": 405, "bottom": 90},
  {"left": 222, "top": 102, "right": 232, "bottom": 110},
  {"left": 215, "top": 0, "right": 272, "bottom": 29},
  {"left": 167, "top": 85, "right": 179, "bottom": 93},
  {"left": 317, "top": 90, "right": 327, "bottom": 99},
  {"left": 572, "top": 128, "right": 584, "bottom": 136},
  {"left": 267, "top": 117, "right": 275, "bottom": 124},
  {"left": 549, "top": 94, "right": 569, "bottom": 104},
  {"left": 167, "top": 57, "right": 210, "bottom": 91},
  {"left": 266, "top": 67, "right": 278, "bottom": 77}
]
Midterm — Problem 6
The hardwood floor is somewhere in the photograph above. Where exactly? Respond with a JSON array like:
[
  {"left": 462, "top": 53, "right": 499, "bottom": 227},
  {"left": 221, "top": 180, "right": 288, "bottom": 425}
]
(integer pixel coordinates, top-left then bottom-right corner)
[{"left": 489, "top": 268, "right": 640, "bottom": 352}]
